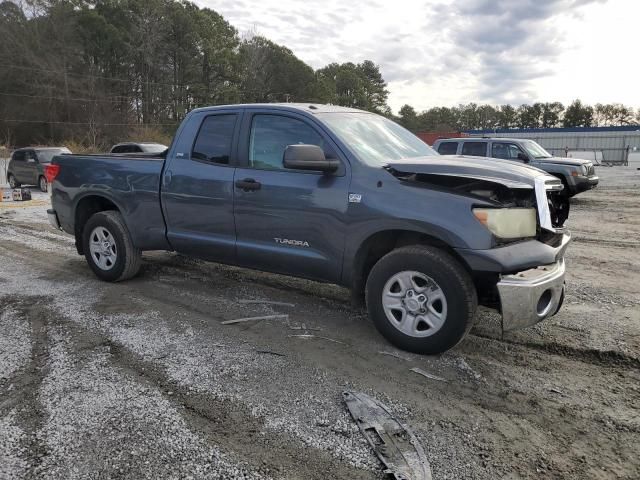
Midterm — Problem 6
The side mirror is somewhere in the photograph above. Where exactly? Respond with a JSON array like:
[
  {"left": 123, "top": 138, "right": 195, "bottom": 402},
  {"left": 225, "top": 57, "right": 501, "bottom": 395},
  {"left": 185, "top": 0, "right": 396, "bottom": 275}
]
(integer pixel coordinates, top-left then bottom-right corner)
[
  {"left": 517, "top": 152, "right": 529, "bottom": 162},
  {"left": 283, "top": 144, "right": 339, "bottom": 173}
]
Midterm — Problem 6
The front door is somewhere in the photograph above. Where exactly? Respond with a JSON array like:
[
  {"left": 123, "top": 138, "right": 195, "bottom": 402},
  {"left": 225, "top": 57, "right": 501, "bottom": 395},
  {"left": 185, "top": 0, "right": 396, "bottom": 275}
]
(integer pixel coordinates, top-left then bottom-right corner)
[
  {"left": 233, "top": 111, "right": 350, "bottom": 282},
  {"left": 24, "top": 150, "right": 39, "bottom": 184},
  {"left": 161, "top": 111, "right": 241, "bottom": 263}
]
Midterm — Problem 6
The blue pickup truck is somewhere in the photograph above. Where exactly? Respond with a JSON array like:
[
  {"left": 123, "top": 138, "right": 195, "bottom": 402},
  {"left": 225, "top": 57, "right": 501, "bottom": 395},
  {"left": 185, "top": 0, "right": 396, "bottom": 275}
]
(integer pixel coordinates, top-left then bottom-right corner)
[{"left": 47, "top": 104, "right": 571, "bottom": 354}]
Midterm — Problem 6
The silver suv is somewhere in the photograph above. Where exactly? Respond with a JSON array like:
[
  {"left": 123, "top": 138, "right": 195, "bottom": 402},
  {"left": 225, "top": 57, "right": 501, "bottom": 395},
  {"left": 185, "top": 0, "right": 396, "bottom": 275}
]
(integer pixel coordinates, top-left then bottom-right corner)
[{"left": 432, "top": 137, "right": 598, "bottom": 196}]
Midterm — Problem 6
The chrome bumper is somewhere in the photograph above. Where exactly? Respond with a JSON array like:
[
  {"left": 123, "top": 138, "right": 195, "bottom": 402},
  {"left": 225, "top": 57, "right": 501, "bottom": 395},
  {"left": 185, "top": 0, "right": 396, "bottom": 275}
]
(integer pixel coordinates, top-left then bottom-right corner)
[
  {"left": 47, "top": 209, "right": 61, "bottom": 230},
  {"left": 497, "top": 259, "right": 566, "bottom": 331}
]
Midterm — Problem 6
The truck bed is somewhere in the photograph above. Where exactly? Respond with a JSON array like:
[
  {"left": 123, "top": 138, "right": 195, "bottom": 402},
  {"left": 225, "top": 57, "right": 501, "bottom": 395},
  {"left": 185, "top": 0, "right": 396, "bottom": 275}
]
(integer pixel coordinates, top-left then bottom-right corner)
[{"left": 51, "top": 154, "right": 170, "bottom": 251}]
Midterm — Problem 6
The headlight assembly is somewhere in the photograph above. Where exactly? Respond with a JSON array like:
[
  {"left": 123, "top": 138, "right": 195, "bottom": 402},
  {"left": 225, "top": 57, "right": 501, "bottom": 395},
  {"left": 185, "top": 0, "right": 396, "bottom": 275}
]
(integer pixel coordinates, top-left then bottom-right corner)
[{"left": 473, "top": 208, "right": 537, "bottom": 239}]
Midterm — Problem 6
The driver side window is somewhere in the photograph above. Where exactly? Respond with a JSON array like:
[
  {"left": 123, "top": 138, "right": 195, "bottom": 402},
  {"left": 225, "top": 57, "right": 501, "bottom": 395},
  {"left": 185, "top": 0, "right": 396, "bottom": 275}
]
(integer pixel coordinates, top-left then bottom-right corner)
[
  {"left": 492, "top": 142, "right": 524, "bottom": 161},
  {"left": 249, "top": 115, "right": 331, "bottom": 170}
]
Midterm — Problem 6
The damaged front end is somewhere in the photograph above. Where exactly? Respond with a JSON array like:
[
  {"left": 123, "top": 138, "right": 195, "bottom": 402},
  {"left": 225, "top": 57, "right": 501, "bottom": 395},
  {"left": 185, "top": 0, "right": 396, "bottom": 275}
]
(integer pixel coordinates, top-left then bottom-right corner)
[
  {"left": 385, "top": 167, "right": 570, "bottom": 234},
  {"left": 385, "top": 160, "right": 571, "bottom": 332}
]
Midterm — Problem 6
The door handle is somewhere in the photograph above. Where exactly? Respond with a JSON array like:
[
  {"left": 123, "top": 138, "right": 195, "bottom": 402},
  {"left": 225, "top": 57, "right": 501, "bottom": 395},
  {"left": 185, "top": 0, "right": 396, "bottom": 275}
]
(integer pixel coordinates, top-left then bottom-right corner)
[
  {"left": 164, "top": 170, "right": 172, "bottom": 186},
  {"left": 235, "top": 178, "right": 261, "bottom": 191}
]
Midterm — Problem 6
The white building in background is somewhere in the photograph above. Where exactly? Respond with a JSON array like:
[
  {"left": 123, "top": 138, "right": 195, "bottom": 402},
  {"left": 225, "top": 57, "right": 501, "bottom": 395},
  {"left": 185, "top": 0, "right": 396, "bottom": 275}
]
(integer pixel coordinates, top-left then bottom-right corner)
[{"left": 465, "top": 126, "right": 640, "bottom": 165}]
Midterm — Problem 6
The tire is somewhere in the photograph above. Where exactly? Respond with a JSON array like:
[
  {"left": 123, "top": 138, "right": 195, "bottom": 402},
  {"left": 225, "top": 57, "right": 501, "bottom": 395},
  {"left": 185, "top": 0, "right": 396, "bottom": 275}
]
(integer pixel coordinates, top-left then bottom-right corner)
[
  {"left": 365, "top": 245, "right": 477, "bottom": 354},
  {"left": 8, "top": 173, "right": 20, "bottom": 188},
  {"left": 82, "top": 211, "right": 141, "bottom": 282},
  {"left": 38, "top": 175, "right": 47, "bottom": 193}
]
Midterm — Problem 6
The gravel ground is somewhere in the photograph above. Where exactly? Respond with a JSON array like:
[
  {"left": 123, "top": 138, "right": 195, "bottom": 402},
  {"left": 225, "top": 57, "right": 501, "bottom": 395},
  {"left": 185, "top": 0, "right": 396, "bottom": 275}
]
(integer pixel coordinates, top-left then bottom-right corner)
[{"left": 1, "top": 168, "right": 639, "bottom": 479}]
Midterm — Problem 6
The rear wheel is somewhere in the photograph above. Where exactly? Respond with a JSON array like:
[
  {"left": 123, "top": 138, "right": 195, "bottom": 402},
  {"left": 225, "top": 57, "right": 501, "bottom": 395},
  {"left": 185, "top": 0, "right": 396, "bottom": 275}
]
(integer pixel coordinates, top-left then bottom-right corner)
[
  {"left": 82, "top": 211, "right": 141, "bottom": 282},
  {"left": 8, "top": 174, "right": 20, "bottom": 188},
  {"left": 38, "top": 175, "right": 47, "bottom": 192},
  {"left": 365, "top": 245, "right": 477, "bottom": 354}
]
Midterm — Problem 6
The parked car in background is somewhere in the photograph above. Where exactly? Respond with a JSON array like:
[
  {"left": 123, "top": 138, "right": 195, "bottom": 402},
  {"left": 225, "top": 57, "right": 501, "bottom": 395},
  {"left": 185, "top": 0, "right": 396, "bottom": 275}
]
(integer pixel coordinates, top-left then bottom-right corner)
[
  {"left": 432, "top": 137, "right": 599, "bottom": 196},
  {"left": 110, "top": 142, "right": 168, "bottom": 154},
  {"left": 7, "top": 147, "right": 71, "bottom": 192}
]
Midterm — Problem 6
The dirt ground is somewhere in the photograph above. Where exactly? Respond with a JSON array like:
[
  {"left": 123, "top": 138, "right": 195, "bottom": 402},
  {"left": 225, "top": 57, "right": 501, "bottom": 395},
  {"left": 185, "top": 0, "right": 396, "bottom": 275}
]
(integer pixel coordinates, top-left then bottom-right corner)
[{"left": 1, "top": 167, "right": 638, "bottom": 480}]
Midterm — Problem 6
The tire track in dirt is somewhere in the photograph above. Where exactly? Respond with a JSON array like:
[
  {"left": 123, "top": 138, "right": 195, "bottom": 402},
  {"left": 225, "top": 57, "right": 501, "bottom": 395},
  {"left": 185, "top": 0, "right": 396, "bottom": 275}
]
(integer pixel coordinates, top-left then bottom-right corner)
[
  {"left": 471, "top": 330, "right": 640, "bottom": 369},
  {"left": 0, "top": 297, "right": 50, "bottom": 476},
  {"left": 4, "top": 295, "right": 375, "bottom": 480}
]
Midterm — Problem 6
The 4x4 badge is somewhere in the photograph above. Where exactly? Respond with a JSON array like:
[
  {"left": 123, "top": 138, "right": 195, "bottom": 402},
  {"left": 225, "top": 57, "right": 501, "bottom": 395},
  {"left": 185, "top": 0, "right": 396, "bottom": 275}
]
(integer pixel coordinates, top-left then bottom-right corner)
[{"left": 348, "top": 193, "right": 362, "bottom": 203}]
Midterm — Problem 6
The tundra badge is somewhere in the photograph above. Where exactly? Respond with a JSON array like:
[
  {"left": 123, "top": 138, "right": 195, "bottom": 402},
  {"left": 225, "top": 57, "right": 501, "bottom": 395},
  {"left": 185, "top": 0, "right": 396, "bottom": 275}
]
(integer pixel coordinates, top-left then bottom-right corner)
[{"left": 274, "top": 238, "right": 310, "bottom": 248}]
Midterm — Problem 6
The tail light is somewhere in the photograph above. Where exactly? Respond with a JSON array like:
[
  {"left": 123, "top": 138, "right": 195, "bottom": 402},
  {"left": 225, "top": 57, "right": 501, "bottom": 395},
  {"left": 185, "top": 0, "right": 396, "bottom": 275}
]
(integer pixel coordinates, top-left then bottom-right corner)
[{"left": 44, "top": 164, "right": 60, "bottom": 183}]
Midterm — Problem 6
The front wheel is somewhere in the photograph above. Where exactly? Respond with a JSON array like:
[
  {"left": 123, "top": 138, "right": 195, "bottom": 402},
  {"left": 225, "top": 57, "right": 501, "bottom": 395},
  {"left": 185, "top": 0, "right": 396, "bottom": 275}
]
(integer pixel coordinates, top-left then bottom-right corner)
[
  {"left": 82, "top": 211, "right": 141, "bottom": 282},
  {"left": 38, "top": 175, "right": 47, "bottom": 192},
  {"left": 365, "top": 245, "right": 477, "bottom": 354},
  {"left": 8, "top": 174, "right": 20, "bottom": 189}
]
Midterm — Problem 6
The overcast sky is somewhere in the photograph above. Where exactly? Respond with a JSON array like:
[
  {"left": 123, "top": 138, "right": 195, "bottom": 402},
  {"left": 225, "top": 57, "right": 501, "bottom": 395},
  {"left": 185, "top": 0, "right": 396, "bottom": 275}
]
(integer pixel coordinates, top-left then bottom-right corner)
[{"left": 197, "top": 0, "right": 639, "bottom": 113}]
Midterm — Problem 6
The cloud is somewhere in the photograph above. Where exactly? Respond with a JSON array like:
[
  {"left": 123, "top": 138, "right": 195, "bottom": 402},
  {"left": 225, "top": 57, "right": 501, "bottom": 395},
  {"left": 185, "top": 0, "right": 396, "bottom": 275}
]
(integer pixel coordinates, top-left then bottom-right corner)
[{"left": 196, "top": 0, "right": 613, "bottom": 111}]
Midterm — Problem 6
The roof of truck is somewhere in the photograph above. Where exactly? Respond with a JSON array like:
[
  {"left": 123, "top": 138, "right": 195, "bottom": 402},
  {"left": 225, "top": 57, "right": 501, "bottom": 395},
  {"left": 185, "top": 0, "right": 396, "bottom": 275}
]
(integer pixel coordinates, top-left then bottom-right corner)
[{"left": 192, "top": 103, "right": 366, "bottom": 114}]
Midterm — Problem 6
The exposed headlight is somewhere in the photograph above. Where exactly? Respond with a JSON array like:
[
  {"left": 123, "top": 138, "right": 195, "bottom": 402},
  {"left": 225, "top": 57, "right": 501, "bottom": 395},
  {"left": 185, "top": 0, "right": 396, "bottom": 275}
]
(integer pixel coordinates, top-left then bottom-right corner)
[{"left": 473, "top": 208, "right": 537, "bottom": 239}]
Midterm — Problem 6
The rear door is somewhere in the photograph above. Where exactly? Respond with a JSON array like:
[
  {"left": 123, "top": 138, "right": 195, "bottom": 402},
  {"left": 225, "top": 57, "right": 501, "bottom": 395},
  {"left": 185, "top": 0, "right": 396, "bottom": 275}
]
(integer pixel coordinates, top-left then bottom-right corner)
[
  {"left": 461, "top": 141, "right": 488, "bottom": 157},
  {"left": 161, "top": 110, "right": 241, "bottom": 263},
  {"left": 23, "top": 150, "right": 39, "bottom": 184},
  {"left": 233, "top": 110, "right": 350, "bottom": 282}
]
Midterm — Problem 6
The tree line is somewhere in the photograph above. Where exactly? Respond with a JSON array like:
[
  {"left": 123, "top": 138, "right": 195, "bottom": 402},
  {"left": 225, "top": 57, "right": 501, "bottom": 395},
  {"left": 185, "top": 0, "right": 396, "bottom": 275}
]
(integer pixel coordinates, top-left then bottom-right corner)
[
  {"left": 1, "top": 0, "right": 638, "bottom": 150},
  {"left": 395, "top": 101, "right": 640, "bottom": 133},
  {"left": 0, "top": 0, "right": 388, "bottom": 148}
]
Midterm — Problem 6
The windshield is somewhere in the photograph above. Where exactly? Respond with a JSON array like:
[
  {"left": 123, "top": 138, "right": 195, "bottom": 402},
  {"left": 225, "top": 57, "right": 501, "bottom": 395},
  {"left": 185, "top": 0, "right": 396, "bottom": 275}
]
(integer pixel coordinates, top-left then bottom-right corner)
[
  {"left": 36, "top": 148, "right": 71, "bottom": 163},
  {"left": 317, "top": 112, "right": 438, "bottom": 166},
  {"left": 521, "top": 140, "right": 552, "bottom": 159}
]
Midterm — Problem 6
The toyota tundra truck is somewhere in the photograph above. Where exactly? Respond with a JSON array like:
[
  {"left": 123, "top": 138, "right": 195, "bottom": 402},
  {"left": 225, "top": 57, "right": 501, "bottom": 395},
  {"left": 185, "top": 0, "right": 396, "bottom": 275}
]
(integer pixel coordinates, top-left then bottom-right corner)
[{"left": 47, "top": 104, "right": 571, "bottom": 354}]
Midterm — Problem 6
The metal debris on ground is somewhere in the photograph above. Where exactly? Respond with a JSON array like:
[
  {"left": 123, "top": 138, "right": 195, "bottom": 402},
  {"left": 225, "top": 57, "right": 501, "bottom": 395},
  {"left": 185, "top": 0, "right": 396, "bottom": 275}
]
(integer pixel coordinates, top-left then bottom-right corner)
[
  {"left": 255, "top": 349, "right": 286, "bottom": 357},
  {"left": 379, "top": 350, "right": 411, "bottom": 361},
  {"left": 237, "top": 299, "right": 296, "bottom": 307},
  {"left": 289, "top": 324, "right": 322, "bottom": 331},
  {"left": 410, "top": 367, "right": 446, "bottom": 382},
  {"left": 343, "top": 391, "right": 432, "bottom": 480},
  {"left": 288, "top": 334, "right": 345, "bottom": 345},
  {"left": 221, "top": 314, "right": 288, "bottom": 325}
]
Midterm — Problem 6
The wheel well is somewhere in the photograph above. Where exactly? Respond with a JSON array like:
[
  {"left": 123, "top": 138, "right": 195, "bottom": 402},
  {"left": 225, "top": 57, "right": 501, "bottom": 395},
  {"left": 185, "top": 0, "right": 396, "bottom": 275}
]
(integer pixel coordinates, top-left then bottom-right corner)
[
  {"left": 74, "top": 196, "right": 120, "bottom": 255},
  {"left": 351, "top": 230, "right": 470, "bottom": 298}
]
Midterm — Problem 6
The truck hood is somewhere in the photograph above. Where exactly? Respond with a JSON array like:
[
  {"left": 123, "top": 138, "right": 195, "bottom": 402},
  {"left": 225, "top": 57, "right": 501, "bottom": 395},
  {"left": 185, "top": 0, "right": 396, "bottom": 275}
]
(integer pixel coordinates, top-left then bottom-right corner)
[
  {"left": 385, "top": 155, "right": 550, "bottom": 189},
  {"left": 535, "top": 156, "right": 590, "bottom": 167}
]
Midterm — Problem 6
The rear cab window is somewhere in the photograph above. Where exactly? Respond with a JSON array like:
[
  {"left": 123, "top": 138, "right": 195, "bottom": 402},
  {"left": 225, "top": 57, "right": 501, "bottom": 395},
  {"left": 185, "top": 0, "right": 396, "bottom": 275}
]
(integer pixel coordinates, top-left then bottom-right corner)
[
  {"left": 191, "top": 114, "right": 238, "bottom": 165},
  {"left": 461, "top": 142, "right": 488, "bottom": 157},
  {"left": 437, "top": 142, "right": 459, "bottom": 155}
]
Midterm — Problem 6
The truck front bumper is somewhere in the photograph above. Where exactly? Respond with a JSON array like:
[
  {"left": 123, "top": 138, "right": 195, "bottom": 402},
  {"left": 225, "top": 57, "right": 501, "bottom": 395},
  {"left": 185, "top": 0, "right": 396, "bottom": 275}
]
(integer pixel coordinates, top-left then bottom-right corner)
[
  {"left": 497, "top": 259, "right": 566, "bottom": 331},
  {"left": 571, "top": 175, "right": 599, "bottom": 194}
]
